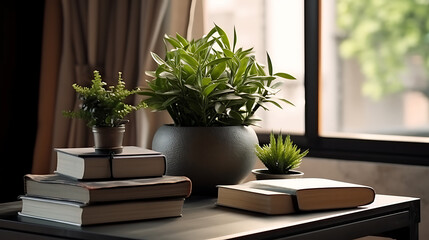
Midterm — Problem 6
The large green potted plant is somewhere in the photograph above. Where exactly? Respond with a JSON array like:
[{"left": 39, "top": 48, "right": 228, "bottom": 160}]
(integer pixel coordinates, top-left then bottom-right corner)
[
  {"left": 64, "top": 70, "right": 145, "bottom": 153},
  {"left": 253, "top": 132, "right": 309, "bottom": 180},
  {"left": 138, "top": 25, "right": 296, "bottom": 194}
]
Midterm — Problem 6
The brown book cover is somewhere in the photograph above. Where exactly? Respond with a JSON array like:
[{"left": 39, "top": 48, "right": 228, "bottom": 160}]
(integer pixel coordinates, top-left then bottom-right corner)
[{"left": 24, "top": 174, "right": 192, "bottom": 204}]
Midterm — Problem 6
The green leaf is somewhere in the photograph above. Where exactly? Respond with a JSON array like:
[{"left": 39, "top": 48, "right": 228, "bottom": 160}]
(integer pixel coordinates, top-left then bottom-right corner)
[
  {"left": 211, "top": 61, "right": 226, "bottom": 80},
  {"left": 162, "top": 96, "right": 179, "bottom": 108},
  {"left": 233, "top": 26, "right": 237, "bottom": 52},
  {"left": 184, "top": 84, "right": 200, "bottom": 92},
  {"left": 164, "top": 34, "right": 182, "bottom": 48},
  {"left": 215, "top": 102, "right": 226, "bottom": 114},
  {"left": 185, "top": 75, "right": 196, "bottom": 84},
  {"left": 255, "top": 63, "right": 266, "bottom": 75},
  {"left": 202, "top": 77, "right": 211, "bottom": 86},
  {"left": 178, "top": 49, "right": 199, "bottom": 68},
  {"left": 266, "top": 52, "right": 273, "bottom": 76},
  {"left": 264, "top": 99, "right": 283, "bottom": 109},
  {"left": 155, "top": 65, "right": 172, "bottom": 77},
  {"left": 158, "top": 90, "right": 181, "bottom": 96},
  {"left": 183, "top": 64, "right": 196, "bottom": 75},
  {"left": 223, "top": 49, "right": 234, "bottom": 58},
  {"left": 151, "top": 52, "right": 167, "bottom": 66},
  {"left": 275, "top": 72, "right": 296, "bottom": 79},
  {"left": 249, "top": 76, "right": 276, "bottom": 81},
  {"left": 195, "top": 39, "right": 216, "bottom": 55},
  {"left": 158, "top": 71, "right": 175, "bottom": 80},
  {"left": 145, "top": 71, "right": 156, "bottom": 78},
  {"left": 270, "top": 82, "right": 283, "bottom": 89},
  {"left": 215, "top": 24, "right": 230, "bottom": 50},
  {"left": 263, "top": 85, "right": 280, "bottom": 94},
  {"left": 203, "top": 83, "right": 220, "bottom": 96},
  {"left": 234, "top": 57, "right": 249, "bottom": 84},
  {"left": 210, "top": 89, "right": 234, "bottom": 97},
  {"left": 228, "top": 109, "right": 243, "bottom": 121},
  {"left": 218, "top": 94, "right": 242, "bottom": 101},
  {"left": 137, "top": 91, "right": 157, "bottom": 97},
  {"left": 237, "top": 47, "right": 254, "bottom": 59},
  {"left": 176, "top": 33, "right": 189, "bottom": 46},
  {"left": 278, "top": 98, "right": 295, "bottom": 106},
  {"left": 205, "top": 26, "right": 217, "bottom": 39},
  {"left": 246, "top": 99, "right": 256, "bottom": 112},
  {"left": 256, "top": 102, "right": 269, "bottom": 111},
  {"left": 204, "top": 57, "right": 231, "bottom": 68}
]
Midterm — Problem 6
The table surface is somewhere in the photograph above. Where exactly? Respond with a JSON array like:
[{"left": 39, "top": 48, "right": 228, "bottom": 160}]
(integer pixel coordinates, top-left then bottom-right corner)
[{"left": 0, "top": 194, "right": 420, "bottom": 240}]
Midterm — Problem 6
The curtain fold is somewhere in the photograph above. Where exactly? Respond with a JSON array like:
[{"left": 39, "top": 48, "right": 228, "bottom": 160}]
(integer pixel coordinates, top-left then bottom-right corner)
[
  {"left": 32, "top": 0, "right": 62, "bottom": 174},
  {"left": 33, "top": 0, "right": 202, "bottom": 173},
  {"left": 136, "top": 0, "right": 204, "bottom": 147}
]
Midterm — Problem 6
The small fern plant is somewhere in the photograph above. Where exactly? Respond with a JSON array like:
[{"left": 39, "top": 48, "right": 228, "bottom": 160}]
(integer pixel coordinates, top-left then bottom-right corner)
[
  {"left": 255, "top": 132, "right": 309, "bottom": 174},
  {"left": 63, "top": 70, "right": 146, "bottom": 127}
]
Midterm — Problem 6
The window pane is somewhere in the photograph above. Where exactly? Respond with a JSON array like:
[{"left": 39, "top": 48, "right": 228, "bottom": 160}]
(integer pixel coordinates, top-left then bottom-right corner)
[
  {"left": 203, "top": 0, "right": 305, "bottom": 134},
  {"left": 321, "top": 0, "right": 429, "bottom": 142}
]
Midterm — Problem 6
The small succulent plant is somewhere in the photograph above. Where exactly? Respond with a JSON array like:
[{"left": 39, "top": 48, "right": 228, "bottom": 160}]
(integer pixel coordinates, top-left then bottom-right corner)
[{"left": 255, "top": 132, "right": 309, "bottom": 174}]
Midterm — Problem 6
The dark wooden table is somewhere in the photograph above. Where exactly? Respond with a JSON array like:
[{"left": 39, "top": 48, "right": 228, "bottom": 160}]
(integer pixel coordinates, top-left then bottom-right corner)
[{"left": 0, "top": 194, "right": 420, "bottom": 240}]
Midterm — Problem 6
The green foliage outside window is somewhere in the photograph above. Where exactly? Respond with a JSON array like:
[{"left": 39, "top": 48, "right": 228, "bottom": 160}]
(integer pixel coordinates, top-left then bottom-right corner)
[{"left": 337, "top": 0, "right": 429, "bottom": 100}]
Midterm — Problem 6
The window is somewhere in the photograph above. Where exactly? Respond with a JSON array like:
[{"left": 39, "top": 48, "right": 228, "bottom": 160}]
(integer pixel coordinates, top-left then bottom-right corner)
[
  {"left": 204, "top": 0, "right": 429, "bottom": 166},
  {"left": 322, "top": 0, "right": 429, "bottom": 141}
]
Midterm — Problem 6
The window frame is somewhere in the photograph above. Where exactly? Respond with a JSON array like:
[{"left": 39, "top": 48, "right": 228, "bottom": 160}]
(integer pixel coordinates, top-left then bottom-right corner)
[{"left": 257, "top": 0, "right": 429, "bottom": 167}]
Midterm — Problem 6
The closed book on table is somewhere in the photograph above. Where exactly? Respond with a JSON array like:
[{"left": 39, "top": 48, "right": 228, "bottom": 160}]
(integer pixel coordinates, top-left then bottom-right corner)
[
  {"left": 217, "top": 178, "right": 375, "bottom": 214},
  {"left": 24, "top": 174, "right": 192, "bottom": 204},
  {"left": 217, "top": 182, "right": 295, "bottom": 215},
  {"left": 54, "top": 146, "right": 166, "bottom": 180},
  {"left": 19, "top": 196, "right": 185, "bottom": 226},
  {"left": 252, "top": 178, "right": 376, "bottom": 211}
]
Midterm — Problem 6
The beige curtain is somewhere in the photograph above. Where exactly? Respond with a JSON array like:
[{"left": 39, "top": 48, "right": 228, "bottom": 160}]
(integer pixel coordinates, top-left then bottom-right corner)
[
  {"left": 33, "top": 0, "right": 203, "bottom": 174},
  {"left": 136, "top": 0, "right": 205, "bottom": 147}
]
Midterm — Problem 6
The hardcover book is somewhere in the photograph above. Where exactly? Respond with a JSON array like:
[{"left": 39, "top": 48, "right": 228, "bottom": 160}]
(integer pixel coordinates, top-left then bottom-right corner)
[
  {"left": 217, "top": 178, "right": 375, "bottom": 214},
  {"left": 54, "top": 146, "right": 166, "bottom": 179},
  {"left": 24, "top": 174, "right": 192, "bottom": 204},
  {"left": 19, "top": 196, "right": 185, "bottom": 226},
  {"left": 217, "top": 182, "right": 295, "bottom": 215}
]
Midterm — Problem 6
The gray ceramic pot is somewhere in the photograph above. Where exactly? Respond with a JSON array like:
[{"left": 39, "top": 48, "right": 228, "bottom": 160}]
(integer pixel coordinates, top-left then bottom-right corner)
[
  {"left": 152, "top": 125, "right": 258, "bottom": 195},
  {"left": 92, "top": 125, "right": 125, "bottom": 154}
]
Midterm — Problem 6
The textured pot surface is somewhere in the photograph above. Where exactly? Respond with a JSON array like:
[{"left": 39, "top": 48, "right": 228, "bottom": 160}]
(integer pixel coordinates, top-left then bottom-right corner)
[
  {"left": 92, "top": 125, "right": 125, "bottom": 154},
  {"left": 152, "top": 125, "right": 258, "bottom": 195},
  {"left": 252, "top": 168, "right": 304, "bottom": 180}
]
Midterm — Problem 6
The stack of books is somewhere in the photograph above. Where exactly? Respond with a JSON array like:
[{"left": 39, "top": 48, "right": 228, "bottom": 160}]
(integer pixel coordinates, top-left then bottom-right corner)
[{"left": 19, "top": 146, "right": 192, "bottom": 226}]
